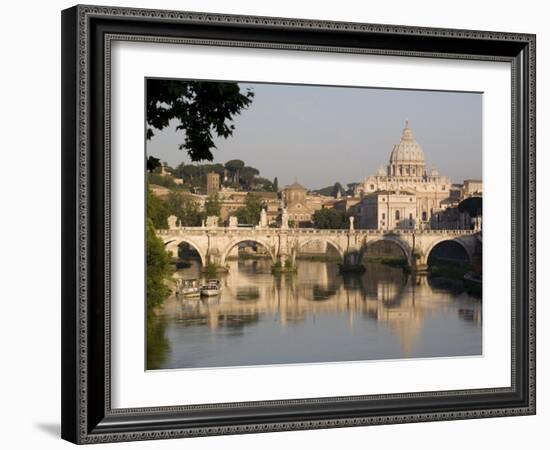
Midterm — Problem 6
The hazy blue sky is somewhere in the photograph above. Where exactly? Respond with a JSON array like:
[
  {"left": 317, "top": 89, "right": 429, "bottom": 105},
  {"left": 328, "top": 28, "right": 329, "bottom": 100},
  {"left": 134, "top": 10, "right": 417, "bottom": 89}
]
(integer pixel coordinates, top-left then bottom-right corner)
[{"left": 146, "top": 82, "right": 482, "bottom": 190}]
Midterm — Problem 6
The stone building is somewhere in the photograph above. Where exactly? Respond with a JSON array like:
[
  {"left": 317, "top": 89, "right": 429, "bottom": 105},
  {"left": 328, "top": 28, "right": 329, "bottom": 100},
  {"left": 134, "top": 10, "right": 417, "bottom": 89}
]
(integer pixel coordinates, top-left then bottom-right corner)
[
  {"left": 355, "top": 122, "right": 451, "bottom": 227},
  {"left": 358, "top": 190, "right": 417, "bottom": 230},
  {"left": 282, "top": 181, "right": 314, "bottom": 226},
  {"left": 206, "top": 171, "right": 220, "bottom": 197},
  {"left": 218, "top": 189, "right": 280, "bottom": 225}
]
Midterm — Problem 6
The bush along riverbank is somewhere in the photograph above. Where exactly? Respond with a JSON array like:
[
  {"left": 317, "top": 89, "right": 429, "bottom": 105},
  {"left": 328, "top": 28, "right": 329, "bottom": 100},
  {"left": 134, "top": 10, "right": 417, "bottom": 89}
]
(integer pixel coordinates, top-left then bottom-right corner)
[
  {"left": 429, "top": 262, "right": 482, "bottom": 298},
  {"left": 364, "top": 256, "right": 411, "bottom": 272},
  {"left": 271, "top": 260, "right": 297, "bottom": 274}
]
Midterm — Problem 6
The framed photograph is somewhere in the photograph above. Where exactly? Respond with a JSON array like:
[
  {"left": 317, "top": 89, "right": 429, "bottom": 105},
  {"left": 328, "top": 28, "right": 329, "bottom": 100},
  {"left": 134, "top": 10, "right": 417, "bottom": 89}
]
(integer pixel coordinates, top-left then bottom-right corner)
[{"left": 61, "top": 5, "right": 536, "bottom": 444}]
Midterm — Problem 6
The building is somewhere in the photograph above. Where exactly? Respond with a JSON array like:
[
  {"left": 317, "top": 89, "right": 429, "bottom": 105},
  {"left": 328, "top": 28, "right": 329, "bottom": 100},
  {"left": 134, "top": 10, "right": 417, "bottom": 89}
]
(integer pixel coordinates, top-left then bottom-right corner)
[
  {"left": 358, "top": 190, "right": 417, "bottom": 230},
  {"left": 282, "top": 182, "right": 314, "bottom": 226},
  {"left": 355, "top": 122, "right": 452, "bottom": 227},
  {"left": 206, "top": 171, "right": 220, "bottom": 197},
  {"left": 462, "top": 179, "right": 483, "bottom": 198},
  {"left": 218, "top": 189, "right": 280, "bottom": 225}
]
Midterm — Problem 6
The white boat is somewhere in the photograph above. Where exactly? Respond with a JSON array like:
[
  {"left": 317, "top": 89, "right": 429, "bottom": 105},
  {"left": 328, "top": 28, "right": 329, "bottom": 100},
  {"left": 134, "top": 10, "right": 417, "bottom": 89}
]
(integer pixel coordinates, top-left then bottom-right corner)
[
  {"left": 176, "top": 278, "right": 201, "bottom": 297},
  {"left": 200, "top": 279, "right": 221, "bottom": 297}
]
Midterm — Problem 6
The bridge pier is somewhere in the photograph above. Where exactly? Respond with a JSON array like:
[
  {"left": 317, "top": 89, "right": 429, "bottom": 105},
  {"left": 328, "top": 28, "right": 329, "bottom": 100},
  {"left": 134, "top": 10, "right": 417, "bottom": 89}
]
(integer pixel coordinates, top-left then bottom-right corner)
[
  {"left": 339, "top": 251, "right": 366, "bottom": 273},
  {"left": 411, "top": 253, "right": 428, "bottom": 273}
]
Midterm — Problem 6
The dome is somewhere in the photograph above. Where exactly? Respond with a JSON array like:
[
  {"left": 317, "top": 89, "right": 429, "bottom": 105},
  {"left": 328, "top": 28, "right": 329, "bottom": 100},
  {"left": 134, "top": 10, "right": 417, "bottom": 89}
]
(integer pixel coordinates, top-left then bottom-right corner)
[
  {"left": 389, "top": 121, "right": 425, "bottom": 164},
  {"left": 376, "top": 166, "right": 386, "bottom": 176}
]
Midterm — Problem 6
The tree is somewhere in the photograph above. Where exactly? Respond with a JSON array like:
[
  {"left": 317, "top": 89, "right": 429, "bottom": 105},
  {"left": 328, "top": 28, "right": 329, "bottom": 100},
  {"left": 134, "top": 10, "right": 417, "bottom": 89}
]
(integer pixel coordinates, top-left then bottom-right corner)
[
  {"left": 146, "top": 80, "right": 254, "bottom": 161},
  {"left": 458, "top": 196, "right": 482, "bottom": 217},
  {"left": 273, "top": 177, "right": 278, "bottom": 192},
  {"left": 332, "top": 182, "right": 344, "bottom": 198},
  {"left": 165, "top": 192, "right": 202, "bottom": 226},
  {"left": 238, "top": 166, "right": 260, "bottom": 190},
  {"left": 147, "top": 156, "right": 161, "bottom": 173},
  {"left": 312, "top": 208, "right": 348, "bottom": 229},
  {"left": 236, "top": 193, "right": 263, "bottom": 225},
  {"left": 346, "top": 182, "right": 359, "bottom": 195},
  {"left": 146, "top": 218, "right": 172, "bottom": 315},
  {"left": 224, "top": 159, "right": 245, "bottom": 184},
  {"left": 204, "top": 193, "right": 221, "bottom": 218},
  {"left": 147, "top": 186, "right": 170, "bottom": 229},
  {"left": 251, "top": 177, "right": 274, "bottom": 192}
]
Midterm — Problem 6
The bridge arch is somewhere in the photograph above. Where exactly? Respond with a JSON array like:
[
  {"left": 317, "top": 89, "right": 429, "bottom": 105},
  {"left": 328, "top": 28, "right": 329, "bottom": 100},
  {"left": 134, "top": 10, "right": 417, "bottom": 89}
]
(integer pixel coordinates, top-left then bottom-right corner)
[
  {"left": 293, "top": 237, "right": 345, "bottom": 262},
  {"left": 425, "top": 237, "right": 473, "bottom": 267},
  {"left": 220, "top": 238, "right": 277, "bottom": 266},
  {"left": 361, "top": 236, "right": 413, "bottom": 267},
  {"left": 164, "top": 237, "right": 207, "bottom": 266}
]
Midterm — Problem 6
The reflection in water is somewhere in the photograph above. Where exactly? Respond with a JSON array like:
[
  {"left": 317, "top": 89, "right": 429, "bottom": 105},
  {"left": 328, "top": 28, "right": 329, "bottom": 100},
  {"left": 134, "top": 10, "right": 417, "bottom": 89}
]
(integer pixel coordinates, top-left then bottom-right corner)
[{"left": 147, "top": 259, "right": 482, "bottom": 370}]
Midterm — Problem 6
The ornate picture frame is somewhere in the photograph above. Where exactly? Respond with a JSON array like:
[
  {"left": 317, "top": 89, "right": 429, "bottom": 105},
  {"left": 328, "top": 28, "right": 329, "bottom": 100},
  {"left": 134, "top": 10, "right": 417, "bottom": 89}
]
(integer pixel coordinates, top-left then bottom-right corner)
[{"left": 61, "top": 5, "right": 536, "bottom": 444}]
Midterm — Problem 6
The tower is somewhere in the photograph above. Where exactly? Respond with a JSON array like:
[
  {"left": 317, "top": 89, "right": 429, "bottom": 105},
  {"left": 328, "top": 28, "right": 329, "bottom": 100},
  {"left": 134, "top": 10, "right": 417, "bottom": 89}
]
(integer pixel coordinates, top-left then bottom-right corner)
[{"left": 206, "top": 172, "right": 220, "bottom": 196}]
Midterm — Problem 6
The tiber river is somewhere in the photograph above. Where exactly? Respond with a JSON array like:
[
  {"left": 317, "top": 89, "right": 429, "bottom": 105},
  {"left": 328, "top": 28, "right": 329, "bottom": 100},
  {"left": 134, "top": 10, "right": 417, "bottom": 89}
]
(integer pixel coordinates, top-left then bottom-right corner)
[{"left": 147, "top": 255, "right": 482, "bottom": 370}]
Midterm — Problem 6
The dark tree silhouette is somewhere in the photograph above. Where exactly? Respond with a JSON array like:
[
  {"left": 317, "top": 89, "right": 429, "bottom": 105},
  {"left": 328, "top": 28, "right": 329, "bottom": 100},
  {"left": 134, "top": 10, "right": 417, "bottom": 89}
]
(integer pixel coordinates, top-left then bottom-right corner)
[
  {"left": 146, "top": 80, "right": 254, "bottom": 161},
  {"left": 458, "top": 196, "right": 482, "bottom": 217}
]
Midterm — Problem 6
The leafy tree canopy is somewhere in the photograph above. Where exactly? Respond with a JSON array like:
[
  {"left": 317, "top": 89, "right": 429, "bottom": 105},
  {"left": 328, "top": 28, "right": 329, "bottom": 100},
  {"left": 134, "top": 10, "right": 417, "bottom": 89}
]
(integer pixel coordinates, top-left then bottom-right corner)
[
  {"left": 458, "top": 196, "right": 482, "bottom": 217},
  {"left": 147, "top": 186, "right": 170, "bottom": 229},
  {"left": 235, "top": 193, "right": 263, "bottom": 225},
  {"left": 204, "top": 194, "right": 221, "bottom": 218},
  {"left": 312, "top": 208, "right": 349, "bottom": 229},
  {"left": 147, "top": 80, "right": 254, "bottom": 161}
]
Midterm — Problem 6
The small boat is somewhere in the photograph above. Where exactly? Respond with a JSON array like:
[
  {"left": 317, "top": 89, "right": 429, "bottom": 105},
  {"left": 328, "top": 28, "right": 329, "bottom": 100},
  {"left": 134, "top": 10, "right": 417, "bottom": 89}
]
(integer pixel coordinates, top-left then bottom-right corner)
[
  {"left": 200, "top": 279, "right": 221, "bottom": 297},
  {"left": 176, "top": 278, "right": 201, "bottom": 297}
]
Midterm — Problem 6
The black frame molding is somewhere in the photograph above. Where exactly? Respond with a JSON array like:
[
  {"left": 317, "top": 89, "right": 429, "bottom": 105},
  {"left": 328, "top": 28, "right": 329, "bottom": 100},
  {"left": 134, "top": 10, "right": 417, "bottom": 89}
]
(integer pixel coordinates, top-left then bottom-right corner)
[{"left": 61, "top": 4, "right": 536, "bottom": 444}]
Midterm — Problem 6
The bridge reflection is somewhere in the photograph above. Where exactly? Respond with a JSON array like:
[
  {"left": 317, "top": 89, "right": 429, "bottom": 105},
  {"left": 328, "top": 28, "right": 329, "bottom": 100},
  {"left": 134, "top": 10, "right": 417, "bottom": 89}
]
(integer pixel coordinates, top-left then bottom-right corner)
[{"left": 155, "top": 259, "right": 481, "bottom": 361}]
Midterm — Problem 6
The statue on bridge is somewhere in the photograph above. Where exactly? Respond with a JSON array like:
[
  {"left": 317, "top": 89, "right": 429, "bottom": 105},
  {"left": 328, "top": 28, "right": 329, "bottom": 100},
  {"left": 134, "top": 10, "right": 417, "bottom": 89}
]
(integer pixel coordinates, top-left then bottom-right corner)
[
  {"left": 167, "top": 215, "right": 178, "bottom": 230},
  {"left": 280, "top": 207, "right": 289, "bottom": 229},
  {"left": 259, "top": 208, "right": 268, "bottom": 228},
  {"left": 349, "top": 216, "right": 355, "bottom": 231}
]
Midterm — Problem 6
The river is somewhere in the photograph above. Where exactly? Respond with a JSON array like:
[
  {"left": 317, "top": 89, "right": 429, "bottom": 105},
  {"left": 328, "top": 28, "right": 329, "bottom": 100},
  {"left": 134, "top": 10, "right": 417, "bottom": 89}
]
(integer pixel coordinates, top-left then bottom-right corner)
[{"left": 147, "top": 258, "right": 481, "bottom": 370}]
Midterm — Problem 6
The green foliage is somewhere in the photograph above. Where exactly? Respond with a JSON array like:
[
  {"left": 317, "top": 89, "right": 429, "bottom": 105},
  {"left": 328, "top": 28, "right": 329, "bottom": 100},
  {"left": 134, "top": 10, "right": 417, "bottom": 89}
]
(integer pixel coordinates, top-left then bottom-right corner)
[
  {"left": 224, "top": 159, "right": 245, "bottom": 170},
  {"left": 147, "top": 187, "right": 169, "bottom": 229},
  {"left": 458, "top": 196, "right": 482, "bottom": 218},
  {"left": 315, "top": 182, "right": 345, "bottom": 198},
  {"left": 235, "top": 193, "right": 263, "bottom": 225},
  {"left": 146, "top": 80, "right": 254, "bottom": 161},
  {"left": 146, "top": 318, "right": 169, "bottom": 369},
  {"left": 312, "top": 208, "right": 349, "bottom": 229},
  {"left": 146, "top": 156, "right": 161, "bottom": 173},
  {"left": 251, "top": 176, "right": 274, "bottom": 192},
  {"left": 173, "top": 163, "right": 225, "bottom": 191},
  {"left": 204, "top": 262, "right": 220, "bottom": 278},
  {"left": 204, "top": 193, "right": 221, "bottom": 218},
  {"left": 273, "top": 177, "right": 279, "bottom": 192},
  {"left": 146, "top": 218, "right": 172, "bottom": 314},
  {"left": 332, "top": 182, "right": 344, "bottom": 197},
  {"left": 165, "top": 191, "right": 203, "bottom": 226}
]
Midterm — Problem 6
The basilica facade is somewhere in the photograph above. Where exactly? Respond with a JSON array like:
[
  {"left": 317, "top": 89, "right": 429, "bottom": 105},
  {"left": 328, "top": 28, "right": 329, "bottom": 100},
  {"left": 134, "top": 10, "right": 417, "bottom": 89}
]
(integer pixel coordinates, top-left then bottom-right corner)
[{"left": 355, "top": 122, "right": 451, "bottom": 229}]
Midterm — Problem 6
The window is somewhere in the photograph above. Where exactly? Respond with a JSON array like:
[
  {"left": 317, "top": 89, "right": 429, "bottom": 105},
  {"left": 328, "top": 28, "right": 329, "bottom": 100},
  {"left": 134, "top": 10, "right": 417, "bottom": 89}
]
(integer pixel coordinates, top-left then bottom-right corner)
[
  {"left": 395, "top": 210, "right": 400, "bottom": 220},
  {"left": 409, "top": 213, "right": 413, "bottom": 220},
  {"left": 370, "top": 184, "right": 375, "bottom": 190},
  {"left": 422, "top": 211, "right": 427, "bottom": 221},
  {"left": 382, "top": 213, "right": 386, "bottom": 220}
]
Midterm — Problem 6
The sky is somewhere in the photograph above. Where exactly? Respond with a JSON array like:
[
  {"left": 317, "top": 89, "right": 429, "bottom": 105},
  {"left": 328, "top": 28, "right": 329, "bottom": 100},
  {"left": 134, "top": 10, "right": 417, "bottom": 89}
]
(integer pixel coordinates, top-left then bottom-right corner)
[{"left": 146, "top": 81, "right": 482, "bottom": 191}]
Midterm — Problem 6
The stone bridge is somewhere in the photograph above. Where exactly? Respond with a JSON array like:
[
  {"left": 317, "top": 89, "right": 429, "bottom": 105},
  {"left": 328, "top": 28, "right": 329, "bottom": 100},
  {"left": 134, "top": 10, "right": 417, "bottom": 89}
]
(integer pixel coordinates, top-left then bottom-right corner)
[{"left": 156, "top": 225, "right": 480, "bottom": 272}]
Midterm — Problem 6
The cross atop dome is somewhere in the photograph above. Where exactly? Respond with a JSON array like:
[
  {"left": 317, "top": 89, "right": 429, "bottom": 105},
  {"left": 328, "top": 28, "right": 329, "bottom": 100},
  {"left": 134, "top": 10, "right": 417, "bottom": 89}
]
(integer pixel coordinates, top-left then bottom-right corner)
[{"left": 401, "top": 120, "right": 414, "bottom": 142}]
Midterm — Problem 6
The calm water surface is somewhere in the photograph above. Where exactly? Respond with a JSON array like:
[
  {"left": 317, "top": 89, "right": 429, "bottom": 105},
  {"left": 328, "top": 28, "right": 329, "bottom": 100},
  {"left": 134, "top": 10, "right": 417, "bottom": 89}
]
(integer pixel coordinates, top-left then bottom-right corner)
[{"left": 147, "top": 259, "right": 481, "bottom": 370}]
